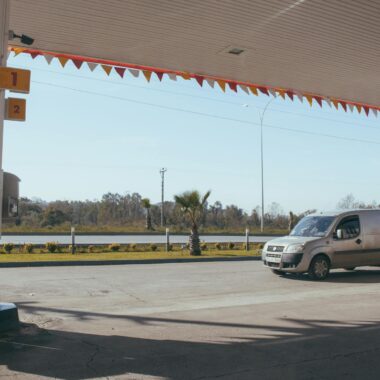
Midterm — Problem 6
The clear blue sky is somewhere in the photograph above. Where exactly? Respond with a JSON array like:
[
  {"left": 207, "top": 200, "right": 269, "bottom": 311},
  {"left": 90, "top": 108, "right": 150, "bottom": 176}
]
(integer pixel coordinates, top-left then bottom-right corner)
[{"left": 4, "top": 53, "right": 380, "bottom": 214}]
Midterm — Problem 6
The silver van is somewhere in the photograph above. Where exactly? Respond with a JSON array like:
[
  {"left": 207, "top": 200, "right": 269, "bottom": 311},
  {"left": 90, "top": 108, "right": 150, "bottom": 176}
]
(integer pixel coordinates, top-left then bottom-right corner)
[{"left": 262, "top": 209, "right": 380, "bottom": 280}]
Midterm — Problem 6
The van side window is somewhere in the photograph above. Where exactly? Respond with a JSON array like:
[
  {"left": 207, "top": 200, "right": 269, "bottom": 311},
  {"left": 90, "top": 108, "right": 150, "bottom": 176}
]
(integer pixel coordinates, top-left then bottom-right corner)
[{"left": 334, "top": 215, "right": 360, "bottom": 239}]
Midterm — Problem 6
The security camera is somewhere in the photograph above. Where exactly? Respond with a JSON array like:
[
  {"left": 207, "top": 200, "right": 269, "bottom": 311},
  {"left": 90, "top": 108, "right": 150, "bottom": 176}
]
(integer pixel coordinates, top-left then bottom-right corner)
[{"left": 8, "top": 30, "right": 34, "bottom": 46}]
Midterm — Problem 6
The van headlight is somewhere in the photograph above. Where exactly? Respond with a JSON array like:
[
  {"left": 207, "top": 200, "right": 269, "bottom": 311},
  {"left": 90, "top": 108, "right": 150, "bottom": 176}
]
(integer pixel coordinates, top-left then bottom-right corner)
[{"left": 286, "top": 244, "right": 304, "bottom": 253}]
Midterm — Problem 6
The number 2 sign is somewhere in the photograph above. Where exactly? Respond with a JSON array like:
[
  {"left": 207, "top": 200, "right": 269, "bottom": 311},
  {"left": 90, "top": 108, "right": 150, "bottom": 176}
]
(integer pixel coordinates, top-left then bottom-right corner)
[
  {"left": 5, "top": 98, "right": 26, "bottom": 121},
  {"left": 0, "top": 67, "right": 31, "bottom": 93}
]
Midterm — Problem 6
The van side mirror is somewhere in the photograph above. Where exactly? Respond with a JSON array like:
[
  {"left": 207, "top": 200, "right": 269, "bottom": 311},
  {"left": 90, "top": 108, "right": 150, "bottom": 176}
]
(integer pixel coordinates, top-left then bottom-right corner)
[{"left": 336, "top": 229, "right": 343, "bottom": 239}]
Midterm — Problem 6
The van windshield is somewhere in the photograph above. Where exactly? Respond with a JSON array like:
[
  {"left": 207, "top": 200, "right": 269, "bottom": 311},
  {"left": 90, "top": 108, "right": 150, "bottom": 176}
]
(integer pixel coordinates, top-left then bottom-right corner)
[{"left": 290, "top": 216, "right": 335, "bottom": 237}]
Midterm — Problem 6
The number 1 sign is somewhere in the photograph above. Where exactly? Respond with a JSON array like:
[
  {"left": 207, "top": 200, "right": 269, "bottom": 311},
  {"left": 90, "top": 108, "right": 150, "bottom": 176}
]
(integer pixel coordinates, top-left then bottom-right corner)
[{"left": 0, "top": 67, "right": 31, "bottom": 93}]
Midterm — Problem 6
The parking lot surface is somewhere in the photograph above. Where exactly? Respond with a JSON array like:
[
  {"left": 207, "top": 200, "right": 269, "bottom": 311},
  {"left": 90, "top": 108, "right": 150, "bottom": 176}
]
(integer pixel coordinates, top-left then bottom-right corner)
[{"left": 1, "top": 261, "right": 380, "bottom": 379}]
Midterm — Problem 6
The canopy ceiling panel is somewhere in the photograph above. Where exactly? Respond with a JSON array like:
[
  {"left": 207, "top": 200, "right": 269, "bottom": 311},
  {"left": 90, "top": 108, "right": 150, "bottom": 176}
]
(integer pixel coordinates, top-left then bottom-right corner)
[{"left": 8, "top": 0, "right": 380, "bottom": 107}]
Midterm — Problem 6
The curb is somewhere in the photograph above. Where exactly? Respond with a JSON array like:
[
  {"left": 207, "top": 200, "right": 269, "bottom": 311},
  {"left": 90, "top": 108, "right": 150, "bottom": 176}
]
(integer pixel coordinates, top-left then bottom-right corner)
[{"left": 0, "top": 256, "right": 261, "bottom": 268}]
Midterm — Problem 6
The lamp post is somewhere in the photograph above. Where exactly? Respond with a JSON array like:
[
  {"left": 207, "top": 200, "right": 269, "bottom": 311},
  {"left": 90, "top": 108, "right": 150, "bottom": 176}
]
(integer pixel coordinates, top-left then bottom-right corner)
[
  {"left": 259, "top": 98, "right": 275, "bottom": 232},
  {"left": 159, "top": 168, "right": 167, "bottom": 227},
  {"left": 244, "top": 98, "right": 275, "bottom": 233}
]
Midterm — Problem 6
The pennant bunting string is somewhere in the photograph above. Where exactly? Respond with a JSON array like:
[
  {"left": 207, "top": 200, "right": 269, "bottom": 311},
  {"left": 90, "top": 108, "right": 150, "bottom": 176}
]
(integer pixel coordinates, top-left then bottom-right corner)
[{"left": 8, "top": 47, "right": 379, "bottom": 118}]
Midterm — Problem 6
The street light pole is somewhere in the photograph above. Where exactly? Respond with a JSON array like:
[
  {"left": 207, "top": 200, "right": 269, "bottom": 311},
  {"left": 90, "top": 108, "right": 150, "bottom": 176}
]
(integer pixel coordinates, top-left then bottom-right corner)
[
  {"left": 159, "top": 168, "right": 167, "bottom": 227},
  {"left": 259, "top": 98, "right": 275, "bottom": 233}
]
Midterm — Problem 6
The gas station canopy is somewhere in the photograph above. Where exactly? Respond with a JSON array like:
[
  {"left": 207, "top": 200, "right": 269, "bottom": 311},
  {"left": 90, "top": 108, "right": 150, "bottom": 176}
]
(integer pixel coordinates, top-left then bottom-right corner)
[{"left": 8, "top": 0, "right": 380, "bottom": 112}]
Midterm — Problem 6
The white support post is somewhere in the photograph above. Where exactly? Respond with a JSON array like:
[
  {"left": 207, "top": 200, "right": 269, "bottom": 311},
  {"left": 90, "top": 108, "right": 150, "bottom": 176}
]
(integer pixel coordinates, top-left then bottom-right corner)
[
  {"left": 0, "top": 0, "right": 10, "bottom": 238},
  {"left": 0, "top": 1, "right": 18, "bottom": 332}
]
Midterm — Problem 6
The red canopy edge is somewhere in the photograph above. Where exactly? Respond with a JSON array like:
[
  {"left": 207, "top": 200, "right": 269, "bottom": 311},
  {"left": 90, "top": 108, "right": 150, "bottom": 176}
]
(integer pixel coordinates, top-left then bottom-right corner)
[{"left": 9, "top": 46, "right": 380, "bottom": 115}]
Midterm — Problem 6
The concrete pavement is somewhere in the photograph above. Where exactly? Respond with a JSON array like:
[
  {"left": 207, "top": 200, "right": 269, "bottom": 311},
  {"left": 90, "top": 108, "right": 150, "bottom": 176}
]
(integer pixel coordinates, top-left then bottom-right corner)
[{"left": 1, "top": 261, "right": 380, "bottom": 379}]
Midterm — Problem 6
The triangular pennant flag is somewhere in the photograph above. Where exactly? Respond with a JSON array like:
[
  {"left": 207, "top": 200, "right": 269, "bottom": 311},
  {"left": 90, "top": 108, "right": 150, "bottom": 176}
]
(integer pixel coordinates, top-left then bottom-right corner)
[
  {"left": 348, "top": 104, "right": 355, "bottom": 112},
  {"left": 155, "top": 71, "right": 164, "bottom": 81},
  {"left": 286, "top": 90, "right": 294, "bottom": 101},
  {"left": 58, "top": 56, "right": 69, "bottom": 67},
  {"left": 325, "top": 98, "right": 331, "bottom": 107},
  {"left": 101, "top": 65, "right": 112, "bottom": 76},
  {"left": 115, "top": 67, "right": 126, "bottom": 78},
  {"left": 355, "top": 104, "right": 362, "bottom": 114},
  {"left": 372, "top": 108, "right": 378, "bottom": 117},
  {"left": 206, "top": 79, "right": 215, "bottom": 88},
  {"left": 44, "top": 54, "right": 54, "bottom": 64},
  {"left": 13, "top": 47, "right": 25, "bottom": 56},
  {"left": 239, "top": 85, "right": 249, "bottom": 94},
  {"left": 314, "top": 96, "right": 323, "bottom": 108},
  {"left": 228, "top": 82, "right": 237, "bottom": 92},
  {"left": 194, "top": 75, "right": 204, "bottom": 87},
  {"left": 216, "top": 80, "right": 226, "bottom": 92},
  {"left": 305, "top": 95, "right": 313, "bottom": 106},
  {"left": 363, "top": 106, "right": 370, "bottom": 116},
  {"left": 72, "top": 59, "right": 83, "bottom": 69},
  {"left": 249, "top": 86, "right": 258, "bottom": 96},
  {"left": 258, "top": 87, "right": 269, "bottom": 96},
  {"left": 87, "top": 62, "right": 98, "bottom": 71},
  {"left": 128, "top": 69, "right": 140, "bottom": 78},
  {"left": 277, "top": 89, "right": 286, "bottom": 99},
  {"left": 168, "top": 73, "right": 177, "bottom": 81},
  {"left": 143, "top": 70, "right": 152, "bottom": 82},
  {"left": 331, "top": 99, "right": 339, "bottom": 110},
  {"left": 268, "top": 89, "right": 277, "bottom": 97},
  {"left": 296, "top": 93, "right": 303, "bottom": 103},
  {"left": 181, "top": 72, "right": 191, "bottom": 80},
  {"left": 339, "top": 101, "right": 347, "bottom": 112},
  {"left": 30, "top": 52, "right": 40, "bottom": 59}
]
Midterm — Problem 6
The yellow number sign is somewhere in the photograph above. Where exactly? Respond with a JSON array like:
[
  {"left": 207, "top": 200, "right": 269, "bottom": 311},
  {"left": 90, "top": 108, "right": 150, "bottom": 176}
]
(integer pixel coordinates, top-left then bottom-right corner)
[
  {"left": 0, "top": 67, "right": 31, "bottom": 93},
  {"left": 5, "top": 98, "right": 26, "bottom": 121}
]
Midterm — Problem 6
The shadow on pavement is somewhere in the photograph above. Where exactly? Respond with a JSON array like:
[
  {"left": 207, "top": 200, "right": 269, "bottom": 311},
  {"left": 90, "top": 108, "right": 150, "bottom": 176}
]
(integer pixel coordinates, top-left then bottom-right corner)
[
  {"left": 2, "top": 304, "right": 380, "bottom": 379},
  {"left": 283, "top": 268, "right": 380, "bottom": 283}
]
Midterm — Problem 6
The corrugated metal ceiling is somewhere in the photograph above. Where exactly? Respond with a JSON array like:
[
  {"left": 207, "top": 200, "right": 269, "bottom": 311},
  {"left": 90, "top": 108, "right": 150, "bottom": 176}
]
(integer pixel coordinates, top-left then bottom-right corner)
[{"left": 9, "top": 0, "right": 380, "bottom": 107}]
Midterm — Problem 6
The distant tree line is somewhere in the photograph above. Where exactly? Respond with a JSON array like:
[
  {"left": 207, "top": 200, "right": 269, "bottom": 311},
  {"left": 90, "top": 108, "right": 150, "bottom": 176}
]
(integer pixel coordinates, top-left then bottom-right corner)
[{"left": 12, "top": 192, "right": 373, "bottom": 232}]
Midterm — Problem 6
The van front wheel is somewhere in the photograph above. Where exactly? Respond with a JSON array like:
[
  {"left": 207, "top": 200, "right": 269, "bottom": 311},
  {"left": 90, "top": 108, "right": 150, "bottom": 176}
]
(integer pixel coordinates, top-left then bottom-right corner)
[{"left": 308, "top": 255, "right": 330, "bottom": 280}]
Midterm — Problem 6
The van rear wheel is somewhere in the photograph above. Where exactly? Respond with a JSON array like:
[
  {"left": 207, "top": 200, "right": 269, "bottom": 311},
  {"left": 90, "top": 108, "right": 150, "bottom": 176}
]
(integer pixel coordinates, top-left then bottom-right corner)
[{"left": 308, "top": 255, "right": 330, "bottom": 280}]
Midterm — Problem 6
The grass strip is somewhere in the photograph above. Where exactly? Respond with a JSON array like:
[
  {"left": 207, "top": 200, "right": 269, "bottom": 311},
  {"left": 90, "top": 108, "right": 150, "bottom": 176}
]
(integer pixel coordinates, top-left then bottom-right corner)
[{"left": 0, "top": 249, "right": 260, "bottom": 263}]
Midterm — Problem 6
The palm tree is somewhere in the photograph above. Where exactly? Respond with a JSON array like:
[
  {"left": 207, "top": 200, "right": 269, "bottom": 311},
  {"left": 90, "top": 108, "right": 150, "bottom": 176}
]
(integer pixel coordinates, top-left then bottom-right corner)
[
  {"left": 174, "top": 190, "right": 211, "bottom": 255},
  {"left": 141, "top": 198, "right": 154, "bottom": 230}
]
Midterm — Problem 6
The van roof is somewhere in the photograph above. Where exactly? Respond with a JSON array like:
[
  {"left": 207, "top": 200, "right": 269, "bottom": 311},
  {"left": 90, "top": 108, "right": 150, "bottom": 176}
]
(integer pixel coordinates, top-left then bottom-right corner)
[{"left": 310, "top": 209, "right": 380, "bottom": 217}]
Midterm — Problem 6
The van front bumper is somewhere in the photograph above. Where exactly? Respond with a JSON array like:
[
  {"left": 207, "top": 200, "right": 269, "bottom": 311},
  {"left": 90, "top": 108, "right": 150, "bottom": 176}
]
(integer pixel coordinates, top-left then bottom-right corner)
[{"left": 263, "top": 252, "right": 304, "bottom": 271}]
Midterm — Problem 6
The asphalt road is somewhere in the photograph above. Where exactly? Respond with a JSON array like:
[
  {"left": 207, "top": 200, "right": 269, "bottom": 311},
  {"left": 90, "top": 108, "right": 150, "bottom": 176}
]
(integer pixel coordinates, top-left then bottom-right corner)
[{"left": 1, "top": 261, "right": 380, "bottom": 379}]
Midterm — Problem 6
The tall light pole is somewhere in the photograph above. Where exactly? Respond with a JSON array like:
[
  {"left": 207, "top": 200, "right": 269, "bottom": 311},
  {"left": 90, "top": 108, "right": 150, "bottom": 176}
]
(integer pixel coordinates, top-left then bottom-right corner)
[
  {"left": 259, "top": 98, "right": 275, "bottom": 232},
  {"left": 159, "top": 168, "right": 167, "bottom": 227}
]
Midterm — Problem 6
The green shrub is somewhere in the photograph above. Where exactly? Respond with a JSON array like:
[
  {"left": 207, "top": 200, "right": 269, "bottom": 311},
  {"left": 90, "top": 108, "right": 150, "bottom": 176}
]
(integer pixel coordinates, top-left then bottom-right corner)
[
  {"left": 150, "top": 244, "right": 157, "bottom": 251},
  {"left": 23, "top": 243, "right": 34, "bottom": 253},
  {"left": 201, "top": 243, "right": 207, "bottom": 251},
  {"left": 109, "top": 243, "right": 120, "bottom": 252},
  {"left": 228, "top": 242, "right": 235, "bottom": 250},
  {"left": 45, "top": 242, "right": 58, "bottom": 253},
  {"left": 215, "top": 243, "right": 222, "bottom": 250},
  {"left": 88, "top": 245, "right": 96, "bottom": 253},
  {"left": 123, "top": 244, "right": 130, "bottom": 251},
  {"left": 3, "top": 243, "right": 14, "bottom": 254},
  {"left": 131, "top": 243, "right": 137, "bottom": 250}
]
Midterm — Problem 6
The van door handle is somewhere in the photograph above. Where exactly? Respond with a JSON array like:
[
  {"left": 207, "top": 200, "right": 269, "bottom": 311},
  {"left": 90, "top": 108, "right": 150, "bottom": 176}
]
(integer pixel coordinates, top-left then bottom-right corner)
[{"left": 356, "top": 239, "right": 362, "bottom": 245}]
